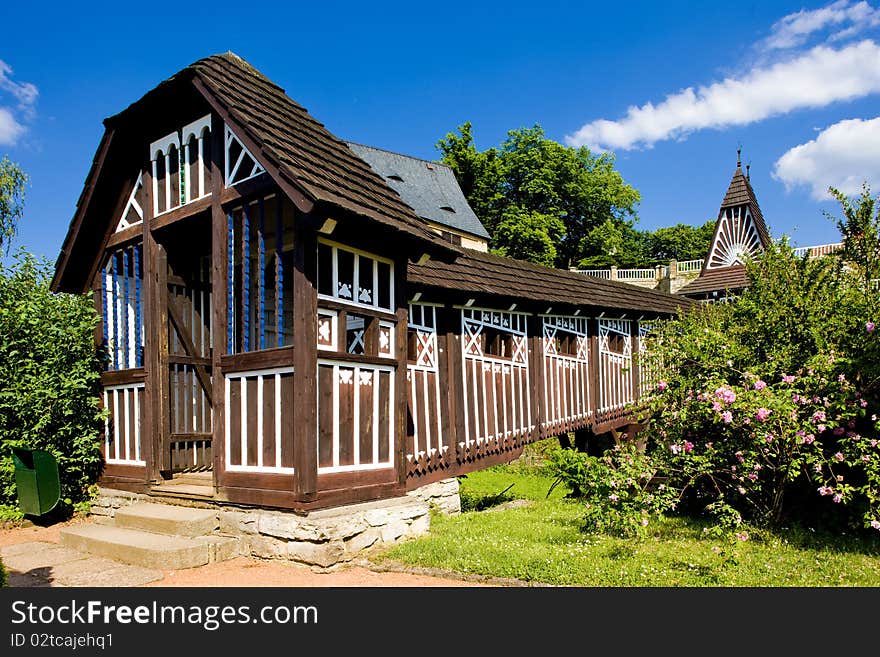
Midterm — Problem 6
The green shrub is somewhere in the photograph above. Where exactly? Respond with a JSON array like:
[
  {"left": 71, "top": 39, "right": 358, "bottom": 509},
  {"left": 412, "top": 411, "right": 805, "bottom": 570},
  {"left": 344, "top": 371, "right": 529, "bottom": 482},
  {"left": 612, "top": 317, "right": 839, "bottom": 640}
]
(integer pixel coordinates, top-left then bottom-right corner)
[
  {"left": 0, "top": 250, "right": 106, "bottom": 516},
  {"left": 0, "top": 556, "right": 6, "bottom": 587},
  {"left": 637, "top": 238, "right": 880, "bottom": 534},
  {"left": 545, "top": 444, "right": 676, "bottom": 537}
]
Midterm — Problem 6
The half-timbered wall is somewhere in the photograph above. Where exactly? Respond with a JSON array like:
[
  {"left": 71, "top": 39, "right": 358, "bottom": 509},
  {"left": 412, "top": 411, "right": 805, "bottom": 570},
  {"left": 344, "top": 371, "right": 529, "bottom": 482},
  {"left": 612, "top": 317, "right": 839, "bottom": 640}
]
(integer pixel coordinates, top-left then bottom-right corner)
[
  {"left": 227, "top": 195, "right": 295, "bottom": 353},
  {"left": 315, "top": 239, "right": 398, "bottom": 476},
  {"left": 542, "top": 315, "right": 591, "bottom": 433},
  {"left": 103, "top": 383, "right": 145, "bottom": 466},
  {"left": 597, "top": 317, "right": 634, "bottom": 418},
  {"left": 460, "top": 308, "right": 532, "bottom": 448},
  {"left": 638, "top": 320, "right": 663, "bottom": 397},
  {"left": 218, "top": 193, "right": 298, "bottom": 482},
  {"left": 151, "top": 115, "right": 213, "bottom": 216},
  {"left": 224, "top": 367, "right": 295, "bottom": 473},
  {"left": 317, "top": 361, "right": 394, "bottom": 473},
  {"left": 167, "top": 254, "right": 214, "bottom": 471},
  {"left": 406, "top": 303, "right": 445, "bottom": 462},
  {"left": 101, "top": 243, "right": 144, "bottom": 371}
]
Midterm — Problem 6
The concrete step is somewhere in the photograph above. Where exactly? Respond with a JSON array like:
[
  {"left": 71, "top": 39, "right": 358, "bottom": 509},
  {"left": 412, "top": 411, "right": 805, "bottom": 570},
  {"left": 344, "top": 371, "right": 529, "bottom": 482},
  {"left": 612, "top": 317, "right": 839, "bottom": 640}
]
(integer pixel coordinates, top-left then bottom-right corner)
[
  {"left": 59, "top": 524, "right": 238, "bottom": 570},
  {"left": 114, "top": 502, "right": 218, "bottom": 537}
]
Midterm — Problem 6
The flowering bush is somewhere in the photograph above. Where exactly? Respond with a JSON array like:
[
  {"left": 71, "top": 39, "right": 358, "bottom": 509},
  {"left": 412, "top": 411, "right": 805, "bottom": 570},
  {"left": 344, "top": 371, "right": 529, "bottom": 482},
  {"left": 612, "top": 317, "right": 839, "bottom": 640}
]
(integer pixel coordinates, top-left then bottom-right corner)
[
  {"left": 637, "top": 236, "right": 880, "bottom": 534},
  {"left": 545, "top": 443, "right": 676, "bottom": 537}
]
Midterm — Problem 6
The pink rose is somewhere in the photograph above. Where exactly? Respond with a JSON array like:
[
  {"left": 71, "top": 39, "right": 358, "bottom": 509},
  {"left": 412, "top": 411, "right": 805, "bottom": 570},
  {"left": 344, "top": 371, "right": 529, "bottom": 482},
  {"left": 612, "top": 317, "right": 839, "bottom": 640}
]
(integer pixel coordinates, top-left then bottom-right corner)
[
  {"left": 754, "top": 380, "right": 767, "bottom": 390},
  {"left": 755, "top": 408, "right": 771, "bottom": 422}
]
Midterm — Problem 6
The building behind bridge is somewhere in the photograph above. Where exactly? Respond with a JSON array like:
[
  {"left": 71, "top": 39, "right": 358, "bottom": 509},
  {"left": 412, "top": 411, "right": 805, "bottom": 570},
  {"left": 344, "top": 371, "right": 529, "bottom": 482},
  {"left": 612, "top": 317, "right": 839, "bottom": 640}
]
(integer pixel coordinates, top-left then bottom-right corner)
[{"left": 573, "top": 152, "right": 842, "bottom": 301}]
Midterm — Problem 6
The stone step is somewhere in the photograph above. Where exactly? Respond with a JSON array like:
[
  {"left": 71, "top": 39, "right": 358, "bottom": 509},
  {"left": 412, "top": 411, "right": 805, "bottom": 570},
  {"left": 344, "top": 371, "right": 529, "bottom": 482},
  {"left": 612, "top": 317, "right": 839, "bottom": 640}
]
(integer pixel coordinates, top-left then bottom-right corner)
[
  {"left": 114, "top": 502, "right": 218, "bottom": 537},
  {"left": 59, "top": 524, "right": 238, "bottom": 570}
]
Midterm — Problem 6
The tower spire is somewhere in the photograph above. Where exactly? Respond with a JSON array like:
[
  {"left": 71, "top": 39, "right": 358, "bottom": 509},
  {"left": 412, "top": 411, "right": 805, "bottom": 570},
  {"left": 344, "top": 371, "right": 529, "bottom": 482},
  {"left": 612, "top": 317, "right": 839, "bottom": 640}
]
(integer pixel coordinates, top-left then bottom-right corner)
[{"left": 737, "top": 147, "right": 742, "bottom": 168}]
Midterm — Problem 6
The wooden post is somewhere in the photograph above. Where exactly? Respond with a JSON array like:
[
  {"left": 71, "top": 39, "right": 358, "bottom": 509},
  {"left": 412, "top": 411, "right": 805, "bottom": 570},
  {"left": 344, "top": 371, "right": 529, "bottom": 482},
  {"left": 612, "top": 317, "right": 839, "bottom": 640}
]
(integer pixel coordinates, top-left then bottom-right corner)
[
  {"left": 588, "top": 317, "right": 600, "bottom": 422},
  {"left": 446, "top": 303, "right": 467, "bottom": 463},
  {"left": 292, "top": 221, "right": 318, "bottom": 500},
  {"left": 437, "top": 302, "right": 458, "bottom": 464},
  {"left": 210, "top": 113, "right": 227, "bottom": 490},
  {"left": 527, "top": 313, "right": 544, "bottom": 442},
  {"left": 631, "top": 320, "right": 641, "bottom": 404},
  {"left": 393, "top": 255, "right": 409, "bottom": 489},
  {"left": 141, "top": 165, "right": 162, "bottom": 483},
  {"left": 154, "top": 244, "right": 170, "bottom": 474}
]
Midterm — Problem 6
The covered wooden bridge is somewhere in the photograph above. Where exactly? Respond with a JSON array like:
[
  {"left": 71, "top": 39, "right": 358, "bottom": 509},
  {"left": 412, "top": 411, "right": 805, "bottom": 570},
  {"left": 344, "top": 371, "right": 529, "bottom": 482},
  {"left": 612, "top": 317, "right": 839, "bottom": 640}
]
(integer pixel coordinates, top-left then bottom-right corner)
[{"left": 52, "top": 53, "right": 689, "bottom": 512}]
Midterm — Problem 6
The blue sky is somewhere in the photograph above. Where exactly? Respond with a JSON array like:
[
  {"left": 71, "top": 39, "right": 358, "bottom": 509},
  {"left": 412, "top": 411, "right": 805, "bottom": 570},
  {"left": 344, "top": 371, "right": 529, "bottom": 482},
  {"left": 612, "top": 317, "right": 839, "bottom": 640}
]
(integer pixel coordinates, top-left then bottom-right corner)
[{"left": 2, "top": 0, "right": 880, "bottom": 265}]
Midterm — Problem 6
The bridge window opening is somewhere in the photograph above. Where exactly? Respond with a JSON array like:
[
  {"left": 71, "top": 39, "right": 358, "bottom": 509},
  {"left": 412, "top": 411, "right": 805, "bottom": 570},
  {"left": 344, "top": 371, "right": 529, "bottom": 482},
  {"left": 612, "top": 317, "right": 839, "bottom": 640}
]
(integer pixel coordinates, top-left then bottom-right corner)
[
  {"left": 227, "top": 195, "right": 295, "bottom": 353},
  {"left": 317, "top": 239, "right": 395, "bottom": 312},
  {"left": 100, "top": 243, "right": 145, "bottom": 371},
  {"left": 346, "top": 313, "right": 369, "bottom": 355},
  {"left": 482, "top": 326, "right": 514, "bottom": 360}
]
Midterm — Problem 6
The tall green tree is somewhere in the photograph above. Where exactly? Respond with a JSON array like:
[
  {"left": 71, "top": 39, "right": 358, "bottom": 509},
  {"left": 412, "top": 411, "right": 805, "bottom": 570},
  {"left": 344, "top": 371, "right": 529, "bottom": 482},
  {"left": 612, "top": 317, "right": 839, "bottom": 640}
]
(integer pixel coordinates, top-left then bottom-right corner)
[
  {"left": 437, "top": 123, "right": 640, "bottom": 268},
  {"left": 646, "top": 220, "right": 715, "bottom": 262},
  {"left": 825, "top": 183, "right": 880, "bottom": 294},
  {"left": 0, "top": 161, "right": 105, "bottom": 518},
  {"left": 0, "top": 157, "right": 28, "bottom": 254}
]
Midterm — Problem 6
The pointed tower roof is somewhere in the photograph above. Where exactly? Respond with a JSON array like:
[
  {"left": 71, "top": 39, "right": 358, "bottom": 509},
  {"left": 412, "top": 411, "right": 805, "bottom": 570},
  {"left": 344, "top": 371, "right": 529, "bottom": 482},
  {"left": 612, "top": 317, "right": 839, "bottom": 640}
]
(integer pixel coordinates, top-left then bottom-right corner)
[
  {"left": 719, "top": 150, "right": 771, "bottom": 248},
  {"left": 678, "top": 150, "right": 773, "bottom": 299}
]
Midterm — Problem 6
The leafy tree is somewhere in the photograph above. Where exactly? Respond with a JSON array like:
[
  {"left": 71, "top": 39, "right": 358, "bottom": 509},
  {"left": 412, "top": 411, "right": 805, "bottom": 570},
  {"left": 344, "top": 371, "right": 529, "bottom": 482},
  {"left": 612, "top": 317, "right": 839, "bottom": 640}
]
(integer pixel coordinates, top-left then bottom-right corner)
[
  {"left": 646, "top": 220, "right": 715, "bottom": 262},
  {"left": 0, "top": 157, "right": 28, "bottom": 255},
  {"left": 577, "top": 219, "right": 649, "bottom": 268},
  {"left": 493, "top": 207, "right": 563, "bottom": 267},
  {"left": 0, "top": 161, "right": 105, "bottom": 518},
  {"left": 437, "top": 123, "right": 640, "bottom": 268},
  {"left": 825, "top": 183, "right": 880, "bottom": 294}
]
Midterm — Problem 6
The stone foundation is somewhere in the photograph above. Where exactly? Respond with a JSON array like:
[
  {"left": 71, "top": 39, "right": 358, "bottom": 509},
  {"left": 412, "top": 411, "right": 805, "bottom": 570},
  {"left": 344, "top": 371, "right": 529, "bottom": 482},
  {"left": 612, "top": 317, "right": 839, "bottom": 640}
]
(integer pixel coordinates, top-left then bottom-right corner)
[{"left": 91, "top": 477, "right": 460, "bottom": 569}]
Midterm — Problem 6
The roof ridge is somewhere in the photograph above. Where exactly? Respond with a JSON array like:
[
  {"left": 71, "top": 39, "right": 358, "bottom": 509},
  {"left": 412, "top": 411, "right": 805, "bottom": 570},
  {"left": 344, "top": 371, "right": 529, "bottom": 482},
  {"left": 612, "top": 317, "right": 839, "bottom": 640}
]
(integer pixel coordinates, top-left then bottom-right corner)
[{"left": 345, "top": 140, "right": 450, "bottom": 170}]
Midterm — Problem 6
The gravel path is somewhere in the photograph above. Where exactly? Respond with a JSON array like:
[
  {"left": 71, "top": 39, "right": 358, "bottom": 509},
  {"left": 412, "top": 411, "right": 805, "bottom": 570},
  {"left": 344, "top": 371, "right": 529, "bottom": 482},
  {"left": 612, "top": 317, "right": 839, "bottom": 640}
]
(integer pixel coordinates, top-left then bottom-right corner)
[{"left": 0, "top": 518, "right": 490, "bottom": 588}]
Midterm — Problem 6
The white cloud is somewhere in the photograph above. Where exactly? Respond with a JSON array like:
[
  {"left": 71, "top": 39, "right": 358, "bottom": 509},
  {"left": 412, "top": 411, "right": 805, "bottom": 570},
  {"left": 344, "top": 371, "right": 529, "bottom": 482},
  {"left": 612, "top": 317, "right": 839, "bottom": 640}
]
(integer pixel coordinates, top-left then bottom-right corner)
[
  {"left": 0, "top": 107, "right": 25, "bottom": 145},
  {"left": 763, "top": 0, "right": 880, "bottom": 50},
  {"left": 0, "top": 59, "right": 37, "bottom": 145},
  {"left": 565, "top": 40, "right": 880, "bottom": 151},
  {"left": 773, "top": 116, "right": 880, "bottom": 199}
]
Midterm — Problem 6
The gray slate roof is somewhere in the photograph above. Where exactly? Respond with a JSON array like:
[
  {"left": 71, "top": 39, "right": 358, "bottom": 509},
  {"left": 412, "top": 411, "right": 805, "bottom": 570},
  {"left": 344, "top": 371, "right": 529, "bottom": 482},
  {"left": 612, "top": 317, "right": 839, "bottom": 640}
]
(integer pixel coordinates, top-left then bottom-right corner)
[{"left": 346, "top": 142, "right": 490, "bottom": 240}]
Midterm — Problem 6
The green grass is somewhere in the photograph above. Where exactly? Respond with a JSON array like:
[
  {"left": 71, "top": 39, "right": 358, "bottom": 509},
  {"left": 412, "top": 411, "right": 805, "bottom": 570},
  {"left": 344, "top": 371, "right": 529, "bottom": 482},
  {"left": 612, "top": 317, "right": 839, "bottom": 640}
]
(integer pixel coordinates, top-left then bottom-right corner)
[{"left": 378, "top": 464, "right": 880, "bottom": 586}]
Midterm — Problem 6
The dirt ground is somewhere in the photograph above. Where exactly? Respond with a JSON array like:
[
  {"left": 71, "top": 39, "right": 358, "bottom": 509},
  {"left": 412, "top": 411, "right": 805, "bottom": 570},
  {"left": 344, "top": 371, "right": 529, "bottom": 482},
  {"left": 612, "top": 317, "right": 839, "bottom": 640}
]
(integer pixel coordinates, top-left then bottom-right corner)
[{"left": 0, "top": 517, "right": 492, "bottom": 587}]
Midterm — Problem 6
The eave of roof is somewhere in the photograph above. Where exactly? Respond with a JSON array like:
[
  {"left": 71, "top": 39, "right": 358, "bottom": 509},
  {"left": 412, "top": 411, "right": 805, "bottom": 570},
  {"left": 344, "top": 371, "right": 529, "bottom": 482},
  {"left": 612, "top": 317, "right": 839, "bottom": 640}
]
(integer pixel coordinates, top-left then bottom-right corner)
[
  {"left": 409, "top": 248, "right": 694, "bottom": 315},
  {"left": 678, "top": 264, "right": 749, "bottom": 295}
]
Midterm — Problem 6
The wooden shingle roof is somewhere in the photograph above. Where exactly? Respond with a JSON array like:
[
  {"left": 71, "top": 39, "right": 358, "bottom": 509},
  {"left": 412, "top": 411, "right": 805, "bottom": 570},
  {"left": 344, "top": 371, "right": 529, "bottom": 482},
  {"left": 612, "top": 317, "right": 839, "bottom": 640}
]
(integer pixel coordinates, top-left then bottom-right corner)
[
  {"left": 409, "top": 249, "right": 693, "bottom": 315},
  {"left": 186, "top": 53, "right": 454, "bottom": 250},
  {"left": 720, "top": 164, "right": 771, "bottom": 248},
  {"left": 677, "top": 264, "right": 749, "bottom": 296}
]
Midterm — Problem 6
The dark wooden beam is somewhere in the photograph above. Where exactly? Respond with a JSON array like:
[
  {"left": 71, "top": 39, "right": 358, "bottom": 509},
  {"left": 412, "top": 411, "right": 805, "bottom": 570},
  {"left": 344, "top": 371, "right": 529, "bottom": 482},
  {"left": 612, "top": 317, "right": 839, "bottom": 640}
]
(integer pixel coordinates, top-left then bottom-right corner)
[
  {"left": 393, "top": 254, "right": 409, "bottom": 488},
  {"left": 527, "top": 314, "right": 545, "bottom": 442},
  {"left": 166, "top": 293, "right": 213, "bottom": 400},
  {"left": 437, "top": 304, "right": 458, "bottom": 462},
  {"left": 210, "top": 111, "right": 228, "bottom": 490},
  {"left": 154, "top": 244, "right": 171, "bottom": 475},
  {"left": 292, "top": 217, "right": 318, "bottom": 499},
  {"left": 141, "top": 166, "right": 160, "bottom": 482},
  {"left": 150, "top": 195, "right": 212, "bottom": 232},
  {"left": 105, "top": 222, "right": 144, "bottom": 250}
]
